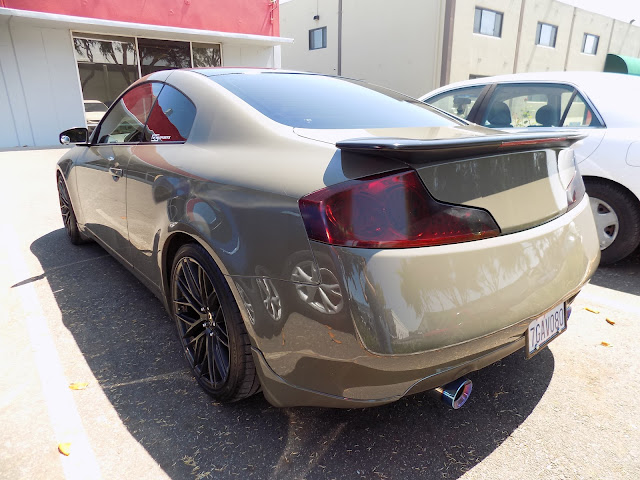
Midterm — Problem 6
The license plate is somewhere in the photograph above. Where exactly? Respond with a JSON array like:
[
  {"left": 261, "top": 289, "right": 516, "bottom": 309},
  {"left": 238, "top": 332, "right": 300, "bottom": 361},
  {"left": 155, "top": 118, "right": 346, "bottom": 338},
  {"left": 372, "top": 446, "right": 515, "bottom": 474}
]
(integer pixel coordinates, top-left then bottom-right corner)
[{"left": 526, "top": 302, "right": 566, "bottom": 358}]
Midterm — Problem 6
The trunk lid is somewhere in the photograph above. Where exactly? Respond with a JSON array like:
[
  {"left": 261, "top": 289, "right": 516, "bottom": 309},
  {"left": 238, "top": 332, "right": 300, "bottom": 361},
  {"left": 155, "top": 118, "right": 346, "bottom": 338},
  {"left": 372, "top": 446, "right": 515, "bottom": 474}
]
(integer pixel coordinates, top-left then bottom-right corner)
[{"left": 296, "top": 126, "right": 584, "bottom": 235}]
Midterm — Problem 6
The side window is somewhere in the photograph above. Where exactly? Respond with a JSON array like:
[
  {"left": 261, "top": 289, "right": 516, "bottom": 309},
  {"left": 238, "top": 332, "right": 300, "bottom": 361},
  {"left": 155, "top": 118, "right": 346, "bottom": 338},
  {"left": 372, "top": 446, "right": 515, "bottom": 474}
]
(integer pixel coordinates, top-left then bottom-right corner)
[
  {"left": 144, "top": 85, "right": 196, "bottom": 142},
  {"left": 480, "top": 83, "right": 597, "bottom": 129},
  {"left": 423, "top": 85, "right": 485, "bottom": 120},
  {"left": 97, "top": 83, "right": 162, "bottom": 144},
  {"left": 561, "top": 92, "right": 602, "bottom": 127}
]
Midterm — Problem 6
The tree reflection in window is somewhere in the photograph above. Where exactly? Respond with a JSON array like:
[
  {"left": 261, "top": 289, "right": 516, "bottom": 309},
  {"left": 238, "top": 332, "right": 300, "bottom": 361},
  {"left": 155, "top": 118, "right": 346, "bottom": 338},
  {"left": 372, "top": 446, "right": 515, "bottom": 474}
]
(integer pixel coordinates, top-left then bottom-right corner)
[
  {"left": 193, "top": 43, "right": 222, "bottom": 68},
  {"left": 73, "top": 36, "right": 138, "bottom": 106},
  {"left": 138, "top": 39, "right": 191, "bottom": 77}
]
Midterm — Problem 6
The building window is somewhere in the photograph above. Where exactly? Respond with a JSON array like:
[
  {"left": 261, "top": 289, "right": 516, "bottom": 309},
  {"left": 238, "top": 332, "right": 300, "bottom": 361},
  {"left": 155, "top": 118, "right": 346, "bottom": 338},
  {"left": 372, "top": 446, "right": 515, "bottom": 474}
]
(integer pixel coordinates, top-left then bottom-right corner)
[
  {"left": 309, "top": 27, "right": 327, "bottom": 50},
  {"left": 193, "top": 43, "right": 222, "bottom": 67},
  {"left": 536, "top": 22, "right": 558, "bottom": 47},
  {"left": 582, "top": 33, "right": 599, "bottom": 55},
  {"left": 473, "top": 7, "right": 503, "bottom": 38},
  {"left": 72, "top": 32, "right": 222, "bottom": 114},
  {"left": 73, "top": 34, "right": 139, "bottom": 108},
  {"left": 138, "top": 38, "right": 191, "bottom": 77}
]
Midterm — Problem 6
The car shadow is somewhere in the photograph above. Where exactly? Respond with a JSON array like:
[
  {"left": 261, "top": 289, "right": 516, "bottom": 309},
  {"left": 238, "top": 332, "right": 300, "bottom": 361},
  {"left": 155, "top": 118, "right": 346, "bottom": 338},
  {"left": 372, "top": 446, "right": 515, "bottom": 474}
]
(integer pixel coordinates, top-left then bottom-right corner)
[
  {"left": 27, "top": 228, "right": 555, "bottom": 479},
  {"left": 590, "top": 247, "right": 640, "bottom": 296}
]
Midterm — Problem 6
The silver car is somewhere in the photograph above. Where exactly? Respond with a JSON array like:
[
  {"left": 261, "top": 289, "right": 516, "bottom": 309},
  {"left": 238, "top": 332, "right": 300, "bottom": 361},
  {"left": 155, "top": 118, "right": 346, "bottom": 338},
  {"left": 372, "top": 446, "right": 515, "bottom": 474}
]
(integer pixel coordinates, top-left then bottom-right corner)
[{"left": 57, "top": 69, "right": 599, "bottom": 408}]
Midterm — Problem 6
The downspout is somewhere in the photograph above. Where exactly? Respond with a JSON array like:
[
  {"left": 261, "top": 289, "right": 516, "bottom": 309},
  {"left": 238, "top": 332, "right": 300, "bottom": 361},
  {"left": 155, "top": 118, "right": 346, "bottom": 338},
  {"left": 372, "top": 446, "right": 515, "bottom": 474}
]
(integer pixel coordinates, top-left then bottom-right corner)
[
  {"left": 337, "top": 0, "right": 342, "bottom": 76},
  {"left": 563, "top": 7, "right": 577, "bottom": 70},
  {"left": 439, "top": 0, "right": 454, "bottom": 86},
  {"left": 513, "top": 0, "right": 526, "bottom": 73}
]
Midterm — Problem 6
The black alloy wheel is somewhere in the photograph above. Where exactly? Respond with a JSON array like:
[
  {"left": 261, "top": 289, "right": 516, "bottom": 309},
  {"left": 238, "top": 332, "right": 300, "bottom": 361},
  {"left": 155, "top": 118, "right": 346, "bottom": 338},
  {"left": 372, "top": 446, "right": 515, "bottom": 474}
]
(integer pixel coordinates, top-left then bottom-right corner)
[
  {"left": 170, "top": 243, "right": 260, "bottom": 402},
  {"left": 57, "top": 174, "right": 83, "bottom": 245}
]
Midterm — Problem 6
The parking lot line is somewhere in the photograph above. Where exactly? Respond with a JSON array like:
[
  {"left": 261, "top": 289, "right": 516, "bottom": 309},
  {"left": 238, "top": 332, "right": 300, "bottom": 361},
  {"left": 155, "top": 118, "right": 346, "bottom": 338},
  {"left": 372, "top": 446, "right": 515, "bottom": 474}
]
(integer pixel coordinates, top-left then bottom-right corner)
[{"left": 6, "top": 225, "right": 102, "bottom": 480}]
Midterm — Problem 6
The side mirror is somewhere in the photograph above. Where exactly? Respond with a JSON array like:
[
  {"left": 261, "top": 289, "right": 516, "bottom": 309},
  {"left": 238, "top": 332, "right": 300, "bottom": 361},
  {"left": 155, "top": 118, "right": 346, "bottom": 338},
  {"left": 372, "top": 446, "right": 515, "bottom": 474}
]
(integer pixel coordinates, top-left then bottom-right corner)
[{"left": 60, "top": 127, "right": 89, "bottom": 145}]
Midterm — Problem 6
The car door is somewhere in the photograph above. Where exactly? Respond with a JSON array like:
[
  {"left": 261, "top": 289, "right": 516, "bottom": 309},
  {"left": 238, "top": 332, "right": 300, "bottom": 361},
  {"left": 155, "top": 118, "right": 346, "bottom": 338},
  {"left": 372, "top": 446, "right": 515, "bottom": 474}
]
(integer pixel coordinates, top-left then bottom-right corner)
[
  {"left": 75, "top": 83, "right": 158, "bottom": 264},
  {"left": 126, "top": 83, "right": 197, "bottom": 288},
  {"left": 473, "top": 82, "right": 606, "bottom": 161}
]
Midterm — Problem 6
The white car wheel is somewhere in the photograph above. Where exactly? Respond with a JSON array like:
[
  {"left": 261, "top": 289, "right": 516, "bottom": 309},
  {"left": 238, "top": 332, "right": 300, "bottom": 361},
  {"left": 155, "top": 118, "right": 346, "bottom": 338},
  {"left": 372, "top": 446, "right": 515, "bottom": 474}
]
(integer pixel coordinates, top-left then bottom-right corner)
[{"left": 589, "top": 196, "right": 619, "bottom": 250}]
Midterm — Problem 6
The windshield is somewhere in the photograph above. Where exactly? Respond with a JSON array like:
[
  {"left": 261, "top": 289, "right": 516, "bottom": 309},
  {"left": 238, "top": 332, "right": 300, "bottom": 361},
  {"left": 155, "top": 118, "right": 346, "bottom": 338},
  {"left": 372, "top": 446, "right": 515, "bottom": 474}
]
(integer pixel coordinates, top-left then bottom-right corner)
[
  {"left": 84, "top": 102, "right": 108, "bottom": 113},
  {"left": 208, "top": 73, "right": 459, "bottom": 129}
]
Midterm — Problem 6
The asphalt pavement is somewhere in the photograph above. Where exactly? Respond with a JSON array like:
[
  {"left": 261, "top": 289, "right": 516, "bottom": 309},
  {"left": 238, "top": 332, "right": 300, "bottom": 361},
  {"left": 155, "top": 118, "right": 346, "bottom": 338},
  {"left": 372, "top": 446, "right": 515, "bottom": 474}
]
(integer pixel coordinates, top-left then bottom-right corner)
[{"left": 1, "top": 148, "right": 639, "bottom": 480}]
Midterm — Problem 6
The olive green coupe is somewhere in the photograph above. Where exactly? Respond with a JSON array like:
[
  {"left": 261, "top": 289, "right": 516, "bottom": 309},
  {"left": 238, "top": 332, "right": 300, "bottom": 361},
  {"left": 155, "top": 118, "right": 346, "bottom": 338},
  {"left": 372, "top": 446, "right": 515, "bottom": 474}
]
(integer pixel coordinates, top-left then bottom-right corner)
[{"left": 57, "top": 68, "right": 600, "bottom": 408}]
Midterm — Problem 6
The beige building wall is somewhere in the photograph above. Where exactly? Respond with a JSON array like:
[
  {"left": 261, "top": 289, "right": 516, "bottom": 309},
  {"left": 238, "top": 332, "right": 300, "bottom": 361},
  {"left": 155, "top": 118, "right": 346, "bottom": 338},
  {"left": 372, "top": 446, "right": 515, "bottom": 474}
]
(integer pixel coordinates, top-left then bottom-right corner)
[
  {"left": 514, "top": 0, "right": 574, "bottom": 72},
  {"left": 280, "top": 0, "right": 445, "bottom": 97},
  {"left": 564, "top": 9, "right": 613, "bottom": 71},
  {"left": 280, "top": 0, "right": 340, "bottom": 74},
  {"left": 280, "top": 0, "right": 640, "bottom": 95},
  {"left": 340, "top": 0, "right": 444, "bottom": 97},
  {"left": 609, "top": 19, "right": 640, "bottom": 57},
  {"left": 448, "top": 0, "right": 522, "bottom": 83}
]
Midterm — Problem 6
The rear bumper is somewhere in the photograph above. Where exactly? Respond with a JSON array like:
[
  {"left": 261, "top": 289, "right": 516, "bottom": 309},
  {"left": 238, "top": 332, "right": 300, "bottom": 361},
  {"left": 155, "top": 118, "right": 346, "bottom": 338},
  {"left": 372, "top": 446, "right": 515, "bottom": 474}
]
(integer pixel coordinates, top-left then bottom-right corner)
[{"left": 233, "top": 195, "right": 599, "bottom": 407}]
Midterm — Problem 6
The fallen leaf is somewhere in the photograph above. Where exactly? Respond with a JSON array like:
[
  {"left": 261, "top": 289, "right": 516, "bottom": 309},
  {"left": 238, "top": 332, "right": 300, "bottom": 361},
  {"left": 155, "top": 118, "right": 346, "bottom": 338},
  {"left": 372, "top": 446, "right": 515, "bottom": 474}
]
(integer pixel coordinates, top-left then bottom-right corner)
[
  {"left": 600, "top": 342, "right": 612, "bottom": 347},
  {"left": 606, "top": 318, "right": 616, "bottom": 326},
  {"left": 585, "top": 307, "right": 600, "bottom": 314},
  {"left": 69, "top": 382, "right": 88, "bottom": 390},
  {"left": 58, "top": 443, "right": 71, "bottom": 456}
]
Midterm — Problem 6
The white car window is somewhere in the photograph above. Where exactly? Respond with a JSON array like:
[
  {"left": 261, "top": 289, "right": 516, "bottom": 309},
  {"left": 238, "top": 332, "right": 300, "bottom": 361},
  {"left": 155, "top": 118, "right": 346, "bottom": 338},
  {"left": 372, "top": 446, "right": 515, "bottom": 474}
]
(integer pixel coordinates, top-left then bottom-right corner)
[
  {"left": 481, "top": 83, "right": 601, "bottom": 128},
  {"left": 423, "top": 85, "right": 485, "bottom": 120}
]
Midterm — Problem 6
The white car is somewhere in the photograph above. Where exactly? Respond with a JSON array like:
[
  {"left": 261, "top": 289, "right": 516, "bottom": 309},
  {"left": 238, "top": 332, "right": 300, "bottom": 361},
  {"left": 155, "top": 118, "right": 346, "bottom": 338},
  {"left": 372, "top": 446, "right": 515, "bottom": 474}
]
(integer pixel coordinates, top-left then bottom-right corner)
[
  {"left": 83, "top": 100, "right": 109, "bottom": 130},
  {"left": 421, "top": 71, "right": 640, "bottom": 264}
]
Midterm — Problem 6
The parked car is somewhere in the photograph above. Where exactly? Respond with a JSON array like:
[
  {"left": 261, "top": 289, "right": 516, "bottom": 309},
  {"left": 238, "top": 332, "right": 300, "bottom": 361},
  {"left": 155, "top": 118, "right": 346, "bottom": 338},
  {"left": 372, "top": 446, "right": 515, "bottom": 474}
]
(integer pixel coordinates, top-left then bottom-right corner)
[
  {"left": 83, "top": 100, "right": 109, "bottom": 131},
  {"left": 421, "top": 71, "right": 640, "bottom": 264},
  {"left": 57, "top": 69, "right": 599, "bottom": 409}
]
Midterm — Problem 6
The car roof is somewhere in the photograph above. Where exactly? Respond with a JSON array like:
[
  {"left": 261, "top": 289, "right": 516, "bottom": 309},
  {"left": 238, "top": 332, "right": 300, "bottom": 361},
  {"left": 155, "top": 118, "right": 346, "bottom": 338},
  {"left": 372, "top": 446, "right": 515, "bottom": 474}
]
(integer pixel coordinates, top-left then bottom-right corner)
[
  {"left": 191, "top": 67, "right": 306, "bottom": 77},
  {"left": 421, "top": 71, "right": 636, "bottom": 98}
]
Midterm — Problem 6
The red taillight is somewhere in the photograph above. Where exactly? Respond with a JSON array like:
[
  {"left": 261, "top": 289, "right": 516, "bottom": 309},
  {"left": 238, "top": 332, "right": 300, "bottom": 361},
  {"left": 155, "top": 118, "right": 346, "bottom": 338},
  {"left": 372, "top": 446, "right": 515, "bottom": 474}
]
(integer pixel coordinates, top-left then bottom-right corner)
[{"left": 299, "top": 170, "right": 500, "bottom": 248}]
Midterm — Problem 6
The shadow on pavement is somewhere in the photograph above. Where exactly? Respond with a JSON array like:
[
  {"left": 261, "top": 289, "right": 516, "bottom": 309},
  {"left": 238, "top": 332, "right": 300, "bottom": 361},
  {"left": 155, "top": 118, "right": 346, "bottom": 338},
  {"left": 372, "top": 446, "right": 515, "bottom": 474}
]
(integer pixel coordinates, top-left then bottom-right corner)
[
  {"left": 27, "top": 228, "right": 555, "bottom": 479},
  {"left": 590, "top": 247, "right": 640, "bottom": 296}
]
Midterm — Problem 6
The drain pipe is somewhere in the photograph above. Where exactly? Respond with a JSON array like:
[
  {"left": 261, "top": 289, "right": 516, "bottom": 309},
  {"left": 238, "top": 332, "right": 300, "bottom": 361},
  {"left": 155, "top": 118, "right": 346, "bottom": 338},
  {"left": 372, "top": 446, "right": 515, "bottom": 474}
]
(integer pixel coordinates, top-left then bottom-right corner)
[{"left": 431, "top": 377, "right": 473, "bottom": 409}]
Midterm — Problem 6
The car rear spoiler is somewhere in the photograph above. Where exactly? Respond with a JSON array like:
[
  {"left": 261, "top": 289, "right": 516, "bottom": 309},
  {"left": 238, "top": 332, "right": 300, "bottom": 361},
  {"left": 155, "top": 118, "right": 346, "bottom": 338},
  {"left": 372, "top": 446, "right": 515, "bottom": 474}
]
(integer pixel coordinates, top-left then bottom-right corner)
[{"left": 336, "top": 132, "right": 585, "bottom": 164}]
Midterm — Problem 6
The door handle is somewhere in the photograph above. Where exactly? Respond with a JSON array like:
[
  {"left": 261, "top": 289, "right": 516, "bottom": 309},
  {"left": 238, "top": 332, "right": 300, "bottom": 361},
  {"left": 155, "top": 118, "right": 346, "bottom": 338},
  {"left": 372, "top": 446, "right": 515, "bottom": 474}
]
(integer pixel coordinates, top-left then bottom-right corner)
[{"left": 109, "top": 167, "right": 123, "bottom": 178}]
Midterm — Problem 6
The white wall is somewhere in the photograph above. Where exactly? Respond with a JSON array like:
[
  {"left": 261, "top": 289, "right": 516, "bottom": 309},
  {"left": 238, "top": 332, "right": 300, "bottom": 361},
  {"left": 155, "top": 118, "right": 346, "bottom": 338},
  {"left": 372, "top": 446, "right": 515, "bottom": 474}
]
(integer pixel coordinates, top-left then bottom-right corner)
[
  {"left": 0, "top": 16, "right": 280, "bottom": 149},
  {"left": 0, "top": 17, "right": 85, "bottom": 148},
  {"left": 223, "top": 44, "right": 278, "bottom": 68}
]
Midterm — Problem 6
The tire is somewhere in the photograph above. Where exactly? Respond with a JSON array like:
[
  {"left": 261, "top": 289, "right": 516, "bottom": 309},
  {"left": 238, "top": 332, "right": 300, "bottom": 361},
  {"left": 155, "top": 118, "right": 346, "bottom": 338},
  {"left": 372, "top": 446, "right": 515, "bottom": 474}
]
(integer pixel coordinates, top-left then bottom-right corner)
[
  {"left": 170, "top": 243, "right": 260, "bottom": 402},
  {"left": 57, "top": 174, "right": 84, "bottom": 245},
  {"left": 585, "top": 179, "right": 640, "bottom": 265}
]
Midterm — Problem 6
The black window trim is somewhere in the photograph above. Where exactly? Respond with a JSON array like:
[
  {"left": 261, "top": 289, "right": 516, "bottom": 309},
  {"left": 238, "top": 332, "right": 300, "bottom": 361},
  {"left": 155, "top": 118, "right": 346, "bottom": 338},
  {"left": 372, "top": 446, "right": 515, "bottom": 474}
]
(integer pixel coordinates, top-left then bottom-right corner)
[
  {"left": 473, "top": 7, "right": 504, "bottom": 38},
  {"left": 536, "top": 22, "right": 558, "bottom": 48},
  {"left": 581, "top": 33, "right": 599, "bottom": 55},
  {"left": 91, "top": 79, "right": 197, "bottom": 146},
  {"left": 309, "top": 26, "right": 327, "bottom": 50}
]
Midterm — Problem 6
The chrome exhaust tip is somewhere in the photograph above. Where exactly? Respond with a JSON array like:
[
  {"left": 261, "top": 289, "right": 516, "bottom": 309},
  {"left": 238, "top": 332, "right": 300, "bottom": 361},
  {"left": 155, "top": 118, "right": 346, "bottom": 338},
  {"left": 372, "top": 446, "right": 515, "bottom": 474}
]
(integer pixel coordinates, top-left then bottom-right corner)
[{"left": 432, "top": 377, "right": 473, "bottom": 409}]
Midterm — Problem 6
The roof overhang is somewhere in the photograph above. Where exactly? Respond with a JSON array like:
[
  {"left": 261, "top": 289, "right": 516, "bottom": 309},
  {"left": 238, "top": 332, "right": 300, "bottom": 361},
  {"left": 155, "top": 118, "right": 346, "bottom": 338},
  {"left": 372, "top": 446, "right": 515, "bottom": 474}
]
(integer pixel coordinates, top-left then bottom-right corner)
[
  {"left": 0, "top": 7, "right": 292, "bottom": 46},
  {"left": 604, "top": 53, "right": 640, "bottom": 76}
]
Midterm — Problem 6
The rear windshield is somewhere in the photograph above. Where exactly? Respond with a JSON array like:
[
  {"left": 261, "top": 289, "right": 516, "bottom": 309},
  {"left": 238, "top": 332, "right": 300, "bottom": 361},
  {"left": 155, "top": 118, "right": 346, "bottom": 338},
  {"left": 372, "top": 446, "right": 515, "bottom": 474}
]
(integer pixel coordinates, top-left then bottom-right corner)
[{"left": 208, "top": 73, "right": 459, "bottom": 129}]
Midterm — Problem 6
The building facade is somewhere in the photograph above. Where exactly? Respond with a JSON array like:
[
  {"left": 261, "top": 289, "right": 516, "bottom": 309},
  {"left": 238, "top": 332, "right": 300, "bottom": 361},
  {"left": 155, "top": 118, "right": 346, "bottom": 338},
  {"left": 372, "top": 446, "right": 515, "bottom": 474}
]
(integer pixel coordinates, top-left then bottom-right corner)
[
  {"left": 280, "top": 0, "right": 640, "bottom": 97},
  {"left": 0, "top": 0, "right": 288, "bottom": 148}
]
